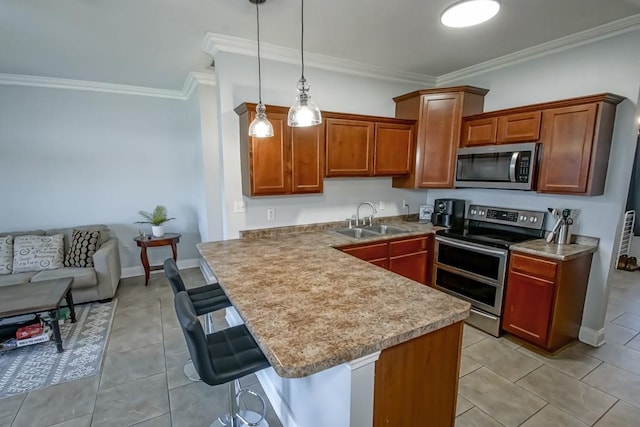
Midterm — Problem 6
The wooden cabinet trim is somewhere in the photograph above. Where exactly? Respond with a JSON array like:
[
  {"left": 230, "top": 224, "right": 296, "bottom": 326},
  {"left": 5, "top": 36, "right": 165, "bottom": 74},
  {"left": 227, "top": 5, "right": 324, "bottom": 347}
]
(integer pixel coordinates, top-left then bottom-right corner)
[
  {"left": 389, "top": 236, "right": 428, "bottom": 256},
  {"left": 341, "top": 242, "right": 388, "bottom": 261},
  {"left": 510, "top": 253, "right": 557, "bottom": 282}
]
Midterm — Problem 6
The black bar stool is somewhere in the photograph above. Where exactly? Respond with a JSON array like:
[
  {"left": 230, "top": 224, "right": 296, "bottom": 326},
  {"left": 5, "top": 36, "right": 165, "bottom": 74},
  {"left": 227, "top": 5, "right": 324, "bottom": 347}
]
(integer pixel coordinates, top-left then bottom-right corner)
[
  {"left": 175, "top": 291, "right": 271, "bottom": 427},
  {"left": 164, "top": 258, "right": 233, "bottom": 381}
]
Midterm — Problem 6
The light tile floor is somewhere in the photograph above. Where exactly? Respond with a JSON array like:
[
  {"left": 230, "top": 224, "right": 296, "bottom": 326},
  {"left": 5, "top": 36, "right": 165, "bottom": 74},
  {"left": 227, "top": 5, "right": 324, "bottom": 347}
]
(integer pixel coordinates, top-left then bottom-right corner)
[{"left": 2, "top": 268, "right": 640, "bottom": 426}]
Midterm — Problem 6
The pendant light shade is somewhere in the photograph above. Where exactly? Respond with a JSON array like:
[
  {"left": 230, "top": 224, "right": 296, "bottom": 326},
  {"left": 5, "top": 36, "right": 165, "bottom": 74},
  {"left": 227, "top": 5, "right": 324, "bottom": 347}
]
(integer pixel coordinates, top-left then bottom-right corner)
[
  {"left": 441, "top": 0, "right": 501, "bottom": 28},
  {"left": 248, "top": 0, "right": 274, "bottom": 138},
  {"left": 288, "top": 0, "right": 321, "bottom": 127}
]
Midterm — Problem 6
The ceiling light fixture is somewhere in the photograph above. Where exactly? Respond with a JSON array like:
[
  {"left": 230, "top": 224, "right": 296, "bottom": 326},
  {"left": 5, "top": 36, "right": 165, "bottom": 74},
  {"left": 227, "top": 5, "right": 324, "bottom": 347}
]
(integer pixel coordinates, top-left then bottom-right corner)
[
  {"left": 248, "top": 0, "right": 274, "bottom": 138},
  {"left": 441, "top": 0, "right": 501, "bottom": 28},
  {"left": 288, "top": 0, "right": 321, "bottom": 127}
]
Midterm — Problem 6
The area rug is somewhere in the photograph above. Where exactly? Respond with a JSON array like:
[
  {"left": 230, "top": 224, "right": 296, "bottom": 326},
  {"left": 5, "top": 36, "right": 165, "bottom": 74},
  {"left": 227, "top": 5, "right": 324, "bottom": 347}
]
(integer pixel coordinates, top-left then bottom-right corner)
[{"left": 0, "top": 300, "right": 116, "bottom": 398}]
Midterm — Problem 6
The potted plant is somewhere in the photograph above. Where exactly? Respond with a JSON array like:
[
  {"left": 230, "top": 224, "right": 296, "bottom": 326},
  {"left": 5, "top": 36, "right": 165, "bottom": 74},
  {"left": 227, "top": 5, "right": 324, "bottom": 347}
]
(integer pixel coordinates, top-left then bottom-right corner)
[{"left": 135, "top": 205, "right": 175, "bottom": 237}]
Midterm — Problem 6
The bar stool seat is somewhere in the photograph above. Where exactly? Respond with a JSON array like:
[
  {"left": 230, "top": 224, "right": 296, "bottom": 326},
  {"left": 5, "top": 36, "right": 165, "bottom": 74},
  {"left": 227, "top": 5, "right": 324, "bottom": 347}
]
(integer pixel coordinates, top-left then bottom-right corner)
[{"left": 175, "top": 291, "right": 271, "bottom": 427}]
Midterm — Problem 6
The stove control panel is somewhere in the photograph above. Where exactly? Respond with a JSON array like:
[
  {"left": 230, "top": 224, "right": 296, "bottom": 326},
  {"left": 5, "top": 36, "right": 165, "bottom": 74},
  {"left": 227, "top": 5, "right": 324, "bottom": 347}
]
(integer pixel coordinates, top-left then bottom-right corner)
[{"left": 468, "top": 205, "right": 546, "bottom": 230}]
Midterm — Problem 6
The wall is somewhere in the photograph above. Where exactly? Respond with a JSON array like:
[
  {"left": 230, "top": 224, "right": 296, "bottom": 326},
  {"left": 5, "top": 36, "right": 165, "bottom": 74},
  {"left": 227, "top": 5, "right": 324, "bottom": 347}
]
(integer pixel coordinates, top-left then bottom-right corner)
[
  {"left": 212, "top": 52, "right": 429, "bottom": 239},
  {"left": 0, "top": 85, "right": 204, "bottom": 271},
  {"left": 430, "top": 29, "right": 640, "bottom": 344}
]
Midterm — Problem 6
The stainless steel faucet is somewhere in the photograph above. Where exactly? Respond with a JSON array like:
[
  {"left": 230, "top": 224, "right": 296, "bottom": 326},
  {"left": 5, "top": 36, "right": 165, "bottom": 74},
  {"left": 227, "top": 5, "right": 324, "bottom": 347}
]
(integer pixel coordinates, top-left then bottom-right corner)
[{"left": 356, "top": 201, "right": 377, "bottom": 226}]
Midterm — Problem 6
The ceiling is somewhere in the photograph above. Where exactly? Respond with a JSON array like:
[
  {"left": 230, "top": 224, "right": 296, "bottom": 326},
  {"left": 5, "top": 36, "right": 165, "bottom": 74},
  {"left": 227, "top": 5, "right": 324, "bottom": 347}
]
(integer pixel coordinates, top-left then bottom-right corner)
[{"left": 2, "top": 0, "right": 640, "bottom": 90}]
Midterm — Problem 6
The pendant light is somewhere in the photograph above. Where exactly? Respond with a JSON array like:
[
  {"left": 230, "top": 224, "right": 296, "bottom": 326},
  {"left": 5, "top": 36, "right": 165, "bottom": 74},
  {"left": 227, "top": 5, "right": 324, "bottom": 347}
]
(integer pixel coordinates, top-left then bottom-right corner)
[
  {"left": 441, "top": 0, "right": 501, "bottom": 28},
  {"left": 287, "top": 0, "right": 321, "bottom": 127},
  {"left": 248, "top": 0, "right": 274, "bottom": 138}
]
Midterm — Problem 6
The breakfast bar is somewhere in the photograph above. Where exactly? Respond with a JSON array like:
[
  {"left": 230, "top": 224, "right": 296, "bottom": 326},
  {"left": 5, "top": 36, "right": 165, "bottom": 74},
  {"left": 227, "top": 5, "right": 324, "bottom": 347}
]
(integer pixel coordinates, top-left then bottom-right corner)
[{"left": 198, "top": 228, "right": 470, "bottom": 427}]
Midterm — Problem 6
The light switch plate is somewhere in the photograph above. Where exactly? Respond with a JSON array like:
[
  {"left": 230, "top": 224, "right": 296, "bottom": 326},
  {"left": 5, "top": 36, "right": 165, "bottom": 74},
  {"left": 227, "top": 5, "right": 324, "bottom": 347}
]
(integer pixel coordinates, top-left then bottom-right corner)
[{"left": 233, "top": 200, "right": 245, "bottom": 213}]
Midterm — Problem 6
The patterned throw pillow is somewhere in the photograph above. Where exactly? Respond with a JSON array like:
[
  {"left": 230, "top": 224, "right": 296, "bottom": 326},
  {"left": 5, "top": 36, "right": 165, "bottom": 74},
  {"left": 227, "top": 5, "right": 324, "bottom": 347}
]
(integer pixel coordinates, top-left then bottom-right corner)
[
  {"left": 13, "top": 234, "right": 65, "bottom": 273},
  {"left": 64, "top": 229, "right": 101, "bottom": 268},
  {"left": 0, "top": 235, "right": 13, "bottom": 275}
]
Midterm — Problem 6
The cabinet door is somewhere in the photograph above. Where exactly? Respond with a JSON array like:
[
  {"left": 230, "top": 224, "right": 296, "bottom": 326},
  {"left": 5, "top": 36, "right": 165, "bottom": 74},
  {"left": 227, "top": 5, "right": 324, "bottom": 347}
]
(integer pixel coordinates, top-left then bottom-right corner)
[
  {"left": 497, "top": 111, "right": 541, "bottom": 143},
  {"left": 416, "top": 93, "right": 463, "bottom": 188},
  {"left": 341, "top": 242, "right": 388, "bottom": 262},
  {"left": 389, "top": 252, "right": 427, "bottom": 284},
  {"left": 537, "top": 104, "right": 597, "bottom": 194},
  {"left": 325, "top": 118, "right": 374, "bottom": 177},
  {"left": 373, "top": 123, "right": 414, "bottom": 175},
  {"left": 461, "top": 117, "right": 497, "bottom": 147},
  {"left": 502, "top": 271, "right": 555, "bottom": 346},
  {"left": 291, "top": 124, "right": 324, "bottom": 194},
  {"left": 248, "top": 112, "right": 290, "bottom": 195}
]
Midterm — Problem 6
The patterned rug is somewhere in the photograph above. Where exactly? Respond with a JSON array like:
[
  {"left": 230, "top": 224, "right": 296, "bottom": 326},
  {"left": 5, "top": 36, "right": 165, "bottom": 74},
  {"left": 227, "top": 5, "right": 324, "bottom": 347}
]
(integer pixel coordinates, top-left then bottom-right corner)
[{"left": 0, "top": 300, "right": 116, "bottom": 398}]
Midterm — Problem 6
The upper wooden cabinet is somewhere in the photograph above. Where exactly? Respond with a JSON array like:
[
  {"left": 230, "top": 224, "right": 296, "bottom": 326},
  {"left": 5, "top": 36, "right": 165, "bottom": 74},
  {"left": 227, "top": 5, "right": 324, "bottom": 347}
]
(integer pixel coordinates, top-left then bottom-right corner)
[
  {"left": 461, "top": 111, "right": 541, "bottom": 147},
  {"left": 236, "top": 103, "right": 324, "bottom": 197},
  {"left": 324, "top": 113, "right": 415, "bottom": 178},
  {"left": 537, "top": 95, "right": 622, "bottom": 195},
  {"left": 391, "top": 86, "right": 489, "bottom": 189}
]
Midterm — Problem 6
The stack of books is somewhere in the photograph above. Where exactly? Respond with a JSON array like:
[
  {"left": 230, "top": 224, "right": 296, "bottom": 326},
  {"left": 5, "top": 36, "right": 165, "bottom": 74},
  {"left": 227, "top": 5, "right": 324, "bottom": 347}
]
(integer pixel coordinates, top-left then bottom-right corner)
[{"left": 0, "top": 319, "right": 53, "bottom": 351}]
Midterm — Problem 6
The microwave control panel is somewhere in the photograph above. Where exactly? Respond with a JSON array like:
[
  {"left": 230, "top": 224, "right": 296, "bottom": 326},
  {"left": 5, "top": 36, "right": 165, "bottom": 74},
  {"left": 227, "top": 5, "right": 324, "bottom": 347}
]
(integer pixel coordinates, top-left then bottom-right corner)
[
  {"left": 467, "top": 205, "right": 546, "bottom": 230},
  {"left": 516, "top": 152, "right": 532, "bottom": 183}
]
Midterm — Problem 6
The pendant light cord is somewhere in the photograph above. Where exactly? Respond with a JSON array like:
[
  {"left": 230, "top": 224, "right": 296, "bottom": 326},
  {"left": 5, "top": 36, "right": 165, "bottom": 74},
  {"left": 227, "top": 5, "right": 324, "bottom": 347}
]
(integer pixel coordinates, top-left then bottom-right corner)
[
  {"left": 256, "top": 0, "right": 263, "bottom": 104},
  {"left": 300, "top": 0, "right": 305, "bottom": 80}
]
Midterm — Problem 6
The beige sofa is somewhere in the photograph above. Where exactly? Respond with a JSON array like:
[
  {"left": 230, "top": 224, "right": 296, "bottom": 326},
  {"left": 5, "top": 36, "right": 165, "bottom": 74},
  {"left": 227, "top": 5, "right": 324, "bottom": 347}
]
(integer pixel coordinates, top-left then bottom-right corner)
[{"left": 0, "top": 225, "right": 121, "bottom": 304}]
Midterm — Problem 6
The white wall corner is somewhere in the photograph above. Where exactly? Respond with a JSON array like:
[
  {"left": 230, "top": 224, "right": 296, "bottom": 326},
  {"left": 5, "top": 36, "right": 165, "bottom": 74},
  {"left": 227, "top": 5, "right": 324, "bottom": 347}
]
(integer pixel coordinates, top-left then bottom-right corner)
[
  {"left": 437, "top": 13, "right": 640, "bottom": 86},
  {"left": 579, "top": 326, "right": 606, "bottom": 347},
  {"left": 201, "top": 32, "right": 436, "bottom": 87}
]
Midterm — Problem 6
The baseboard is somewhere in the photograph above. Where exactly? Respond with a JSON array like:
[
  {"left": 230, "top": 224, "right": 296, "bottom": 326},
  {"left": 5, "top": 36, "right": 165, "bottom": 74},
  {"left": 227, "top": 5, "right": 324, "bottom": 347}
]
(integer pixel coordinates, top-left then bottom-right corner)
[
  {"left": 120, "top": 258, "right": 201, "bottom": 279},
  {"left": 255, "top": 369, "right": 299, "bottom": 427},
  {"left": 579, "top": 325, "right": 606, "bottom": 347}
]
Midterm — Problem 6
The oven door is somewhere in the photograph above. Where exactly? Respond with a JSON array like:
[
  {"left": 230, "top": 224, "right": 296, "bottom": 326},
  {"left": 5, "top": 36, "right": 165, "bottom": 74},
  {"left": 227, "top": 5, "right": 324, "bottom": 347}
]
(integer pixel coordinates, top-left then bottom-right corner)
[{"left": 434, "top": 236, "right": 508, "bottom": 316}]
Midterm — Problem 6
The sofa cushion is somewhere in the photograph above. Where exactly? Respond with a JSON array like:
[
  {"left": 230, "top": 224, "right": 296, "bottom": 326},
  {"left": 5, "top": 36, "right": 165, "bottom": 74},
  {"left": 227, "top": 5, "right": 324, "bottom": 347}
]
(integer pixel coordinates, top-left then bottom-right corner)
[
  {"left": 0, "top": 235, "right": 13, "bottom": 275},
  {"left": 13, "top": 234, "right": 65, "bottom": 274},
  {"left": 0, "top": 271, "right": 37, "bottom": 287},
  {"left": 46, "top": 225, "right": 110, "bottom": 254},
  {"left": 0, "top": 230, "right": 45, "bottom": 238},
  {"left": 64, "top": 230, "right": 101, "bottom": 268},
  {"left": 32, "top": 268, "right": 97, "bottom": 289}
]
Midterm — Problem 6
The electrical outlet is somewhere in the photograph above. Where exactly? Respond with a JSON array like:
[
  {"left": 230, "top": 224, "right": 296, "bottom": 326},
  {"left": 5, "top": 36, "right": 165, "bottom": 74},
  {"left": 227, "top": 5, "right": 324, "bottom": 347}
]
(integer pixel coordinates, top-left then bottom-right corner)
[
  {"left": 403, "top": 200, "right": 409, "bottom": 208},
  {"left": 267, "top": 207, "right": 275, "bottom": 221},
  {"left": 379, "top": 201, "right": 385, "bottom": 211}
]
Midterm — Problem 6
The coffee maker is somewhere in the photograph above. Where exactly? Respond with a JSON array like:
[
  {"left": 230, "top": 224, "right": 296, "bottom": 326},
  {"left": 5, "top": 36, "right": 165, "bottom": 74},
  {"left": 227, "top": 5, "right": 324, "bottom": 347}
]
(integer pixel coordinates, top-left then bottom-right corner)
[{"left": 432, "top": 199, "right": 465, "bottom": 229}]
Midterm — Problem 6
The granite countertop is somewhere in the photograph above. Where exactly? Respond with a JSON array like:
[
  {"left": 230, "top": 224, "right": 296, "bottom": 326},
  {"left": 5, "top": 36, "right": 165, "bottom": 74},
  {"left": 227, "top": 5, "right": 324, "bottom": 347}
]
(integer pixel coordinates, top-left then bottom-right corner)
[
  {"left": 510, "top": 237, "right": 598, "bottom": 261},
  {"left": 197, "top": 221, "right": 469, "bottom": 378}
]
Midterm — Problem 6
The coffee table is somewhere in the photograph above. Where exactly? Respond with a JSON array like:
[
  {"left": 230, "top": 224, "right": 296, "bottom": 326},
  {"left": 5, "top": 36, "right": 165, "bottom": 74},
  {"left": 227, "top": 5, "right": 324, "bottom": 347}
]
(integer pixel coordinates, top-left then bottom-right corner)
[{"left": 0, "top": 277, "right": 77, "bottom": 352}]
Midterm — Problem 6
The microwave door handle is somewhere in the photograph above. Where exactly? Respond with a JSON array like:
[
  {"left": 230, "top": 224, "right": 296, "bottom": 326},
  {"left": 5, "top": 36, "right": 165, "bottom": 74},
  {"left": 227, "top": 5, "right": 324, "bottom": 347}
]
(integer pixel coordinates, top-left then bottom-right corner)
[{"left": 509, "top": 151, "right": 519, "bottom": 182}]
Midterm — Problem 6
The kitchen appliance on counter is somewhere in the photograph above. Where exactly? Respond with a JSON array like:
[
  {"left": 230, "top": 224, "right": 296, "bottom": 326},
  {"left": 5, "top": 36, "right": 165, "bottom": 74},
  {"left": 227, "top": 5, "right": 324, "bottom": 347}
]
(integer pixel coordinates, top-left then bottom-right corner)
[
  {"left": 432, "top": 199, "right": 465, "bottom": 229},
  {"left": 454, "top": 142, "right": 539, "bottom": 190},
  {"left": 434, "top": 204, "right": 546, "bottom": 336}
]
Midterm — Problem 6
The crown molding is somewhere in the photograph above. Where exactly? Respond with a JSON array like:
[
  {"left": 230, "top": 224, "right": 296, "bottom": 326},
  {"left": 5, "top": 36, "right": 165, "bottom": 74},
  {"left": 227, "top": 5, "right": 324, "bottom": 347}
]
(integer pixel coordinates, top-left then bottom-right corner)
[
  {"left": 437, "top": 14, "right": 640, "bottom": 86},
  {"left": 0, "top": 71, "right": 216, "bottom": 100},
  {"left": 202, "top": 32, "right": 437, "bottom": 87}
]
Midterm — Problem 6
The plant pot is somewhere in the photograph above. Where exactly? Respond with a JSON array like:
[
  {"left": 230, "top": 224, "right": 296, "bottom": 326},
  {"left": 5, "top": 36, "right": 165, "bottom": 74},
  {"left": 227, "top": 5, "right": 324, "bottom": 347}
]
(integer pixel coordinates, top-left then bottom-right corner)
[{"left": 152, "top": 225, "right": 165, "bottom": 238}]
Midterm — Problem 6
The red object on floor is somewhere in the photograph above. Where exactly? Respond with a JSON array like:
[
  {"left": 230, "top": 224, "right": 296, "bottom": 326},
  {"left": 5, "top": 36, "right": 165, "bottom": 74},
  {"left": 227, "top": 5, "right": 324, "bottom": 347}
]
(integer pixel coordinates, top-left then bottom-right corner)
[{"left": 16, "top": 323, "right": 43, "bottom": 340}]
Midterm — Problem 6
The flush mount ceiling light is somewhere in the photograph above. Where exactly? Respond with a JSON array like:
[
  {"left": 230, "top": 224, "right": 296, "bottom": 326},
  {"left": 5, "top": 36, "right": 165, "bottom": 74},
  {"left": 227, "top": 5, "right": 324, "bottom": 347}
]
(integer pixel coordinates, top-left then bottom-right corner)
[
  {"left": 288, "top": 0, "right": 322, "bottom": 127},
  {"left": 441, "top": 0, "right": 501, "bottom": 28},
  {"left": 248, "top": 0, "right": 274, "bottom": 138}
]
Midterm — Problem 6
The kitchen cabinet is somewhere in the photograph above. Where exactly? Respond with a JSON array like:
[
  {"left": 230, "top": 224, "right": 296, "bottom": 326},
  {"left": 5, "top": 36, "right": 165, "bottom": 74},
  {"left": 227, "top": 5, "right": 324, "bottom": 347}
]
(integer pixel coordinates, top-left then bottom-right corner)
[
  {"left": 339, "top": 234, "right": 433, "bottom": 286},
  {"left": 392, "top": 86, "right": 488, "bottom": 189},
  {"left": 236, "top": 103, "right": 324, "bottom": 196},
  {"left": 502, "top": 252, "right": 593, "bottom": 352},
  {"left": 324, "top": 114, "right": 415, "bottom": 177},
  {"left": 537, "top": 94, "right": 622, "bottom": 195},
  {"left": 461, "top": 111, "right": 542, "bottom": 147}
]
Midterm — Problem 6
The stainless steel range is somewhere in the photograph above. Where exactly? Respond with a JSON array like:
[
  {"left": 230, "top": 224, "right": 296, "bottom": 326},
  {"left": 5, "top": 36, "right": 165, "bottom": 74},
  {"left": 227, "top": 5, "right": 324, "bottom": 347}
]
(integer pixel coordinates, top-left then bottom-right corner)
[{"left": 434, "top": 204, "right": 546, "bottom": 336}]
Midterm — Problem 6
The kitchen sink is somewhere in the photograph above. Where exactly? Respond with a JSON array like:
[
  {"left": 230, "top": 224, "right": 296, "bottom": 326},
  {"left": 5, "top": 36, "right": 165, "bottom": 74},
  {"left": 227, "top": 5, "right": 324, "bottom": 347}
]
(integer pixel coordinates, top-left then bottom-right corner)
[
  {"left": 334, "top": 227, "right": 380, "bottom": 239},
  {"left": 361, "top": 224, "right": 409, "bottom": 235}
]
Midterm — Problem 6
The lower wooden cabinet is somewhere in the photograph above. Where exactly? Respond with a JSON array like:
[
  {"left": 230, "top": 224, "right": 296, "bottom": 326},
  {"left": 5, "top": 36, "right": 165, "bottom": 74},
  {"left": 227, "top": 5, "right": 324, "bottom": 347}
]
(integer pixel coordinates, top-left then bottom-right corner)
[
  {"left": 502, "top": 252, "right": 593, "bottom": 352},
  {"left": 339, "top": 234, "right": 433, "bottom": 285}
]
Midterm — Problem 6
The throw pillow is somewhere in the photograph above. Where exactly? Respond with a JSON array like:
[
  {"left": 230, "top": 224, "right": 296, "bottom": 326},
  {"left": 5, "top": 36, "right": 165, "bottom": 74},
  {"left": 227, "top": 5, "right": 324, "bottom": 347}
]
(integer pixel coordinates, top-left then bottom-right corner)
[
  {"left": 0, "top": 235, "right": 13, "bottom": 275},
  {"left": 13, "top": 234, "right": 65, "bottom": 273},
  {"left": 64, "top": 229, "right": 101, "bottom": 268}
]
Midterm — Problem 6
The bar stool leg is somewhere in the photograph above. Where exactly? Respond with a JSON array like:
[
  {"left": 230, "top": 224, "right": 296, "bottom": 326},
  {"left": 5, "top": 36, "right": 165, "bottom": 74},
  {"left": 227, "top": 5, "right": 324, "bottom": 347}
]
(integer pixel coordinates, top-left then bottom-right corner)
[
  {"left": 184, "top": 312, "right": 217, "bottom": 382},
  {"left": 211, "top": 379, "right": 269, "bottom": 427}
]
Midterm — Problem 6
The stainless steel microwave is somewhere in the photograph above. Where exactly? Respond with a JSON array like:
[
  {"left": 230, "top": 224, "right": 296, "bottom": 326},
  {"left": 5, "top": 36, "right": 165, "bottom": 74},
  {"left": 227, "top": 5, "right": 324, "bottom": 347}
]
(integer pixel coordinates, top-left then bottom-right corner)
[{"left": 454, "top": 142, "right": 539, "bottom": 190}]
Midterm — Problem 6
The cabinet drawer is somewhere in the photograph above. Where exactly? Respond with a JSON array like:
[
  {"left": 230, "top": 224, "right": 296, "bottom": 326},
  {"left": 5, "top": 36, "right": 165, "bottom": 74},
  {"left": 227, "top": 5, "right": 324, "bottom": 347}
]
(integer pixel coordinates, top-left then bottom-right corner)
[
  {"left": 389, "top": 237, "right": 428, "bottom": 256},
  {"left": 342, "top": 243, "right": 388, "bottom": 261},
  {"left": 510, "top": 253, "right": 557, "bottom": 281}
]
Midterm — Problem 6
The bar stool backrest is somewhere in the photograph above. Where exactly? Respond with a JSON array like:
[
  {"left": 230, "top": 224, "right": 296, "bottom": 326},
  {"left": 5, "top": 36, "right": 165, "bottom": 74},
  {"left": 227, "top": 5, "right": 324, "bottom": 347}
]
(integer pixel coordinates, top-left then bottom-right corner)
[
  {"left": 174, "top": 291, "right": 218, "bottom": 385},
  {"left": 164, "top": 258, "right": 187, "bottom": 295}
]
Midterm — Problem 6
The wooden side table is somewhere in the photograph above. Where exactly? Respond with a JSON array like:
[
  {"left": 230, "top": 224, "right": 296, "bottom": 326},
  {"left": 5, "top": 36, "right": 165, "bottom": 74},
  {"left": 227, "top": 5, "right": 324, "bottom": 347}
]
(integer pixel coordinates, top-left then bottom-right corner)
[{"left": 134, "top": 233, "right": 181, "bottom": 286}]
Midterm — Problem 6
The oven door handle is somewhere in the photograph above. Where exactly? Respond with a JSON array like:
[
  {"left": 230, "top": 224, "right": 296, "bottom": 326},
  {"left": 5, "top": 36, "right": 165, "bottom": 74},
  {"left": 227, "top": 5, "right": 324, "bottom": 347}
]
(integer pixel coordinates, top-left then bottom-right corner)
[
  {"left": 509, "top": 151, "right": 519, "bottom": 183},
  {"left": 436, "top": 236, "right": 508, "bottom": 257}
]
